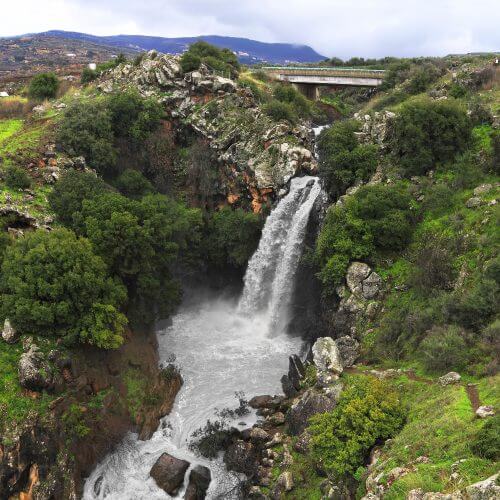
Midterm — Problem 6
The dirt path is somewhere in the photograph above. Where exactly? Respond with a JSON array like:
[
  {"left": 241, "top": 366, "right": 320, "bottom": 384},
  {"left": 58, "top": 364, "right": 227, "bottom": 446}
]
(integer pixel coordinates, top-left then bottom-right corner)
[{"left": 465, "top": 384, "right": 481, "bottom": 412}]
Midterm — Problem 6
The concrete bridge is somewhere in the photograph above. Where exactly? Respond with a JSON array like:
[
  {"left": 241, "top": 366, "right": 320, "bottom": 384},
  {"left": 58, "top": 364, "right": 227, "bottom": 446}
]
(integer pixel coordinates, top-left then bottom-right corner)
[{"left": 261, "top": 66, "right": 386, "bottom": 99}]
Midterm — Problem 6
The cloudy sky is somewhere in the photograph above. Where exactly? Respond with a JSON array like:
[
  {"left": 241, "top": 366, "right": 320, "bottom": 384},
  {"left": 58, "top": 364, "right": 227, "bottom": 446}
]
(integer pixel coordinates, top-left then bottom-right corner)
[{"left": 1, "top": 0, "right": 499, "bottom": 58}]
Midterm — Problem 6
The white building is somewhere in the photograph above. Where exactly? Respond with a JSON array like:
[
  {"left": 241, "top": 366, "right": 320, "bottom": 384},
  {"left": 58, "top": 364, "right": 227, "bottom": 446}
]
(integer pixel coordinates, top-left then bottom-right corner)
[
  {"left": 0, "top": 91, "right": 9, "bottom": 98},
  {"left": 88, "top": 63, "right": 97, "bottom": 70}
]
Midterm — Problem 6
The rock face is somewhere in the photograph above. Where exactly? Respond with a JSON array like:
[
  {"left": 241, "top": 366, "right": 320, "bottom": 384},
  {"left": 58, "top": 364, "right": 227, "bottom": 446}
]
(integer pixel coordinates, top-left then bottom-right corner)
[
  {"left": 354, "top": 110, "right": 396, "bottom": 147},
  {"left": 150, "top": 453, "right": 190, "bottom": 495},
  {"left": 281, "top": 355, "right": 306, "bottom": 398},
  {"left": 438, "top": 372, "right": 461, "bottom": 386},
  {"left": 335, "top": 336, "right": 360, "bottom": 367},
  {"left": 1, "top": 318, "right": 18, "bottom": 344},
  {"left": 184, "top": 465, "right": 211, "bottom": 500},
  {"left": 18, "top": 345, "right": 53, "bottom": 391},
  {"left": 465, "top": 473, "right": 500, "bottom": 499},
  {"left": 312, "top": 337, "right": 343, "bottom": 375},
  {"left": 287, "top": 389, "right": 337, "bottom": 435}
]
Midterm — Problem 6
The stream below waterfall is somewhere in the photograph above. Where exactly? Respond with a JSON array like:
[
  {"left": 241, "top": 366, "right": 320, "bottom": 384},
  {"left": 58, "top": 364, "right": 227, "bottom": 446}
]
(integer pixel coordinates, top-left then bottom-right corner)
[{"left": 83, "top": 170, "right": 324, "bottom": 499}]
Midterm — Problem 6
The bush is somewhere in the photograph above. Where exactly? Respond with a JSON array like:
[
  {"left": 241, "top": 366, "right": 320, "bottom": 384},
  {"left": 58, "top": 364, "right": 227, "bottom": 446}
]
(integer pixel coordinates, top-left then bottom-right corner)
[
  {"left": 48, "top": 169, "right": 109, "bottom": 227},
  {"left": 317, "top": 120, "right": 378, "bottom": 198},
  {"left": 419, "top": 325, "right": 469, "bottom": 373},
  {"left": 80, "top": 67, "right": 97, "bottom": 84},
  {"left": 4, "top": 165, "right": 31, "bottom": 189},
  {"left": 390, "top": 98, "right": 472, "bottom": 176},
  {"left": 205, "top": 207, "right": 262, "bottom": 269},
  {"left": 309, "top": 377, "right": 405, "bottom": 479},
  {"left": 28, "top": 73, "right": 59, "bottom": 100},
  {"left": 274, "top": 84, "right": 312, "bottom": 118},
  {"left": 114, "top": 169, "right": 154, "bottom": 199},
  {"left": 0, "top": 229, "right": 127, "bottom": 348},
  {"left": 57, "top": 101, "right": 117, "bottom": 176},
  {"left": 471, "top": 414, "right": 500, "bottom": 460},
  {"left": 263, "top": 100, "right": 297, "bottom": 123},
  {"left": 406, "top": 63, "right": 443, "bottom": 94},
  {"left": 180, "top": 41, "right": 240, "bottom": 77}
]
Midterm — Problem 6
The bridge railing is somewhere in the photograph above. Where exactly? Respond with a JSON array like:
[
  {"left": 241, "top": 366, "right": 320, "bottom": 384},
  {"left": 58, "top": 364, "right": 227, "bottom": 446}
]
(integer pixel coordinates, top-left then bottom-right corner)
[{"left": 261, "top": 66, "right": 386, "bottom": 79}]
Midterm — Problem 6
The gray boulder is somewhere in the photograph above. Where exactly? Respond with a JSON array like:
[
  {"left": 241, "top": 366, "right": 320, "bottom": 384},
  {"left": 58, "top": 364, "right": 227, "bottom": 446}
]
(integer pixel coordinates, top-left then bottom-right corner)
[
  {"left": 18, "top": 346, "right": 52, "bottom": 391},
  {"left": 362, "top": 271, "right": 383, "bottom": 299},
  {"left": 335, "top": 336, "right": 360, "bottom": 367},
  {"left": 287, "top": 389, "right": 336, "bottom": 435},
  {"left": 184, "top": 465, "right": 211, "bottom": 500},
  {"left": 150, "top": 453, "right": 189, "bottom": 495},
  {"left": 312, "top": 337, "right": 343, "bottom": 375},
  {"left": 475, "top": 405, "right": 495, "bottom": 418},
  {"left": 1, "top": 319, "right": 18, "bottom": 344},
  {"left": 465, "top": 473, "right": 500, "bottom": 499},
  {"left": 346, "top": 262, "right": 372, "bottom": 294},
  {"left": 466, "top": 197, "right": 482, "bottom": 208},
  {"left": 438, "top": 372, "right": 461, "bottom": 386}
]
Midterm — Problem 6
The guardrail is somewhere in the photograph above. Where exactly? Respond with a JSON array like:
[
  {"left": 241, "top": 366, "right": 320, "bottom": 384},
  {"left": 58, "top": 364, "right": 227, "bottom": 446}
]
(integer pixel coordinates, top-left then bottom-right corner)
[{"left": 261, "top": 66, "right": 386, "bottom": 79}]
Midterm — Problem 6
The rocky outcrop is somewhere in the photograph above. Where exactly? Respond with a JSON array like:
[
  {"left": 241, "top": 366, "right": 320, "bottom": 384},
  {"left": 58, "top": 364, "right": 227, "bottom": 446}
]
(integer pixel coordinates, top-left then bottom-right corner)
[
  {"left": 335, "top": 335, "right": 360, "bottom": 367},
  {"left": 281, "top": 354, "right": 306, "bottom": 398},
  {"left": 475, "top": 405, "right": 495, "bottom": 418},
  {"left": 438, "top": 372, "right": 461, "bottom": 386},
  {"left": 18, "top": 344, "right": 53, "bottom": 391},
  {"left": 150, "top": 453, "right": 190, "bottom": 495},
  {"left": 1, "top": 318, "right": 18, "bottom": 344},
  {"left": 354, "top": 110, "right": 396, "bottom": 148},
  {"left": 184, "top": 465, "right": 211, "bottom": 500},
  {"left": 312, "top": 337, "right": 343, "bottom": 375}
]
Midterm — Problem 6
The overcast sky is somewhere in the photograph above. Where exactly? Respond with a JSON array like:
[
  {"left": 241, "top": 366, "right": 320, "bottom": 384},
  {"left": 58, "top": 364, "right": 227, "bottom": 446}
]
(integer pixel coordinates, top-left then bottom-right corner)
[{"left": 1, "top": 0, "right": 499, "bottom": 59}]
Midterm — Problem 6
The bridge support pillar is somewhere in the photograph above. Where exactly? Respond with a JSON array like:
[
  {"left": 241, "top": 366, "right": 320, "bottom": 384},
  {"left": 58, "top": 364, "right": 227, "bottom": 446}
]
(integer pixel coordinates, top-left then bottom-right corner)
[{"left": 292, "top": 83, "right": 320, "bottom": 101}]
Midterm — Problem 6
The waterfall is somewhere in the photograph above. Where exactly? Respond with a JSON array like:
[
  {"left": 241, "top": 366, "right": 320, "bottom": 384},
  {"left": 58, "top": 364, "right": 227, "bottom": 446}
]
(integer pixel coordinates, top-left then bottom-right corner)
[{"left": 238, "top": 176, "right": 322, "bottom": 334}]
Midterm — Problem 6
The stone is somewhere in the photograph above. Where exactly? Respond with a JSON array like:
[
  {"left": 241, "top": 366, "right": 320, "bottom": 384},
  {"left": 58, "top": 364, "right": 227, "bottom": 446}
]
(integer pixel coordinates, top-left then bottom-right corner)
[
  {"left": 466, "top": 197, "right": 482, "bottom": 208},
  {"left": 249, "top": 395, "right": 273, "bottom": 409},
  {"left": 312, "top": 337, "right": 343, "bottom": 374},
  {"left": 407, "top": 490, "right": 424, "bottom": 500},
  {"left": 265, "top": 433, "right": 283, "bottom": 448},
  {"left": 387, "top": 466, "right": 410, "bottom": 484},
  {"left": 438, "top": 372, "right": 461, "bottom": 386},
  {"left": 1, "top": 319, "right": 18, "bottom": 344},
  {"left": 473, "top": 184, "right": 492, "bottom": 196},
  {"left": 465, "top": 473, "right": 500, "bottom": 499},
  {"left": 346, "top": 262, "right": 372, "bottom": 293},
  {"left": 287, "top": 389, "right": 336, "bottom": 435},
  {"left": 184, "top": 465, "right": 211, "bottom": 500},
  {"left": 249, "top": 427, "right": 270, "bottom": 443},
  {"left": 248, "top": 485, "right": 267, "bottom": 499},
  {"left": 281, "top": 374, "right": 298, "bottom": 399},
  {"left": 362, "top": 271, "right": 383, "bottom": 299},
  {"left": 475, "top": 405, "right": 495, "bottom": 418},
  {"left": 150, "top": 453, "right": 189, "bottom": 495},
  {"left": 224, "top": 440, "right": 258, "bottom": 475},
  {"left": 18, "top": 346, "right": 52, "bottom": 391},
  {"left": 294, "top": 431, "right": 311, "bottom": 454},
  {"left": 277, "top": 471, "right": 294, "bottom": 492},
  {"left": 267, "top": 411, "right": 285, "bottom": 425},
  {"left": 288, "top": 354, "right": 305, "bottom": 391},
  {"left": 335, "top": 336, "right": 360, "bottom": 367}
]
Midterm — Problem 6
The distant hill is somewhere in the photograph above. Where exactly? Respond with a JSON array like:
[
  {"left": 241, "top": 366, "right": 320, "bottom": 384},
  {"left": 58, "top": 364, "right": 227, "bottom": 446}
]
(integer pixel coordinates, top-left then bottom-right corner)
[{"left": 39, "top": 30, "right": 326, "bottom": 64}]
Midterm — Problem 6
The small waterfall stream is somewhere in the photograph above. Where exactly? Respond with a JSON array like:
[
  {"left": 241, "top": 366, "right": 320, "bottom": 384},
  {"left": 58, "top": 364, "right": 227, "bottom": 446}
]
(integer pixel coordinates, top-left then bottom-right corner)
[{"left": 83, "top": 171, "right": 323, "bottom": 499}]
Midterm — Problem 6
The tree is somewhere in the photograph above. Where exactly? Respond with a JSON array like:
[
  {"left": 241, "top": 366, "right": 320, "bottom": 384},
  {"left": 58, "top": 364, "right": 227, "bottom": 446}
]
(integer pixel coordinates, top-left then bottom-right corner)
[
  {"left": 180, "top": 41, "right": 240, "bottom": 77},
  {"left": 390, "top": 98, "right": 472, "bottom": 176},
  {"left": 309, "top": 377, "right": 405, "bottom": 479},
  {"left": 114, "top": 169, "right": 154, "bottom": 199},
  {"left": 57, "top": 101, "right": 117, "bottom": 177},
  {"left": 28, "top": 72, "right": 59, "bottom": 100},
  {"left": 48, "top": 169, "right": 109, "bottom": 227},
  {"left": 0, "top": 229, "right": 127, "bottom": 348}
]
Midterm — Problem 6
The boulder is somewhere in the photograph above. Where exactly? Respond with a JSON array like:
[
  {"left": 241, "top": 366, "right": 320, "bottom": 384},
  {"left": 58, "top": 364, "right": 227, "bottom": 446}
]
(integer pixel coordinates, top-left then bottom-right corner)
[
  {"left": 248, "top": 427, "right": 270, "bottom": 444},
  {"left": 473, "top": 184, "right": 492, "bottom": 196},
  {"left": 184, "top": 465, "right": 211, "bottom": 500},
  {"left": 18, "top": 346, "right": 52, "bottom": 391},
  {"left": 465, "top": 473, "right": 500, "bottom": 499},
  {"left": 362, "top": 271, "right": 383, "bottom": 299},
  {"left": 346, "top": 262, "right": 372, "bottom": 293},
  {"left": 288, "top": 354, "right": 305, "bottom": 391},
  {"left": 224, "top": 440, "right": 258, "bottom": 475},
  {"left": 281, "top": 374, "right": 298, "bottom": 399},
  {"left": 438, "top": 372, "right": 461, "bottom": 386},
  {"left": 150, "top": 453, "right": 189, "bottom": 495},
  {"left": 249, "top": 395, "right": 274, "bottom": 409},
  {"left": 466, "top": 197, "right": 482, "bottom": 208},
  {"left": 294, "top": 431, "right": 311, "bottom": 454},
  {"left": 312, "top": 337, "right": 343, "bottom": 375},
  {"left": 1, "top": 319, "right": 18, "bottom": 344},
  {"left": 475, "top": 405, "right": 495, "bottom": 418},
  {"left": 287, "top": 389, "right": 336, "bottom": 435},
  {"left": 335, "top": 336, "right": 360, "bottom": 367}
]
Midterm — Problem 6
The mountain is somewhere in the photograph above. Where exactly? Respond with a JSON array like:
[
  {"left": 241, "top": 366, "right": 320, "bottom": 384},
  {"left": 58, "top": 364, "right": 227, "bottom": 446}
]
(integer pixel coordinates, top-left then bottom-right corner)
[{"left": 39, "top": 30, "right": 327, "bottom": 64}]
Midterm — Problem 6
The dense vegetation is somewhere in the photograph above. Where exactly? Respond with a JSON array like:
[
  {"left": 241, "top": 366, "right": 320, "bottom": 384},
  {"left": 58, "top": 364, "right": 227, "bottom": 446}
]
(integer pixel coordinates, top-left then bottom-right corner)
[
  {"left": 180, "top": 40, "right": 240, "bottom": 77},
  {"left": 28, "top": 72, "right": 59, "bottom": 100}
]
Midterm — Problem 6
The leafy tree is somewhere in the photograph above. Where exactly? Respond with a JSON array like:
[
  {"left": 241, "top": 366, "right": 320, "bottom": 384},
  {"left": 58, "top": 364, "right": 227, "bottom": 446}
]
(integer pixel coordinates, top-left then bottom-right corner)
[
  {"left": 205, "top": 207, "right": 262, "bottom": 269},
  {"left": 4, "top": 165, "right": 31, "bottom": 189},
  {"left": 309, "top": 377, "right": 405, "bottom": 479},
  {"left": 114, "top": 169, "right": 154, "bottom": 199},
  {"left": 57, "top": 101, "right": 117, "bottom": 176},
  {"left": 0, "top": 229, "right": 127, "bottom": 348},
  {"left": 317, "top": 120, "right": 378, "bottom": 198},
  {"left": 180, "top": 41, "right": 240, "bottom": 77},
  {"left": 28, "top": 72, "right": 59, "bottom": 100},
  {"left": 390, "top": 98, "right": 472, "bottom": 176},
  {"left": 48, "top": 169, "right": 109, "bottom": 227}
]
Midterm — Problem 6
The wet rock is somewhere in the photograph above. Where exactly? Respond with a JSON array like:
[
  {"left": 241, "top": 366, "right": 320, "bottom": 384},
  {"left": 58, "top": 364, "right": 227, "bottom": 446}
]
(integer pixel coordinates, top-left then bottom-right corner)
[
  {"left": 249, "top": 395, "right": 274, "bottom": 409},
  {"left": 438, "top": 372, "right": 461, "bottom": 386},
  {"left": 184, "top": 465, "right": 211, "bottom": 500},
  {"left": 267, "top": 411, "right": 285, "bottom": 426},
  {"left": 288, "top": 354, "right": 305, "bottom": 391},
  {"left": 249, "top": 427, "right": 270, "bottom": 443},
  {"left": 18, "top": 345, "right": 52, "bottom": 391},
  {"left": 475, "top": 405, "right": 495, "bottom": 418},
  {"left": 335, "top": 336, "right": 360, "bottom": 367},
  {"left": 287, "top": 389, "right": 336, "bottom": 435},
  {"left": 281, "top": 374, "right": 298, "bottom": 398},
  {"left": 224, "top": 440, "right": 258, "bottom": 475},
  {"left": 312, "top": 337, "right": 343, "bottom": 375},
  {"left": 294, "top": 430, "right": 311, "bottom": 454},
  {"left": 150, "top": 453, "right": 190, "bottom": 495},
  {"left": 1, "top": 318, "right": 18, "bottom": 344}
]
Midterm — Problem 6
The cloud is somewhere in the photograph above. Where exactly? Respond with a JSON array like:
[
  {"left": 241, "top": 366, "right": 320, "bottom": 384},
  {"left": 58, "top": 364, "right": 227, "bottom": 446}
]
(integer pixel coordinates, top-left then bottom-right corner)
[{"left": 1, "top": 0, "right": 499, "bottom": 58}]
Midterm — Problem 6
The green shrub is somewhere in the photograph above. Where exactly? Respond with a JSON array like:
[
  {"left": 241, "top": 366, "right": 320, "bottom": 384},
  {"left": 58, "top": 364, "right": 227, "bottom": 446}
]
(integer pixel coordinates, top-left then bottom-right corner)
[
  {"left": 471, "top": 414, "right": 500, "bottom": 460},
  {"left": 263, "top": 100, "right": 297, "bottom": 123},
  {"left": 406, "top": 63, "right": 443, "bottom": 94},
  {"left": 419, "top": 325, "right": 469, "bottom": 373},
  {"left": 309, "top": 377, "right": 405, "bottom": 479},
  {"left": 317, "top": 120, "right": 378, "bottom": 198},
  {"left": 390, "top": 98, "right": 472, "bottom": 176},
  {"left": 273, "top": 84, "right": 312, "bottom": 118},
  {"left": 0, "top": 229, "right": 127, "bottom": 348},
  {"left": 80, "top": 67, "right": 97, "bottom": 84},
  {"left": 57, "top": 101, "right": 117, "bottom": 176},
  {"left": 205, "top": 207, "right": 262, "bottom": 269},
  {"left": 114, "top": 169, "right": 154, "bottom": 199},
  {"left": 4, "top": 165, "right": 31, "bottom": 189},
  {"left": 448, "top": 83, "right": 468, "bottom": 98},
  {"left": 28, "top": 72, "right": 59, "bottom": 100},
  {"left": 180, "top": 41, "right": 240, "bottom": 77},
  {"left": 48, "top": 169, "right": 109, "bottom": 227}
]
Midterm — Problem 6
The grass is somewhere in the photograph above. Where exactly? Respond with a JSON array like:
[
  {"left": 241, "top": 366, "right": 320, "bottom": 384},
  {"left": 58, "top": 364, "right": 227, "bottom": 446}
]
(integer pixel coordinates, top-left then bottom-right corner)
[{"left": 0, "top": 119, "right": 23, "bottom": 144}]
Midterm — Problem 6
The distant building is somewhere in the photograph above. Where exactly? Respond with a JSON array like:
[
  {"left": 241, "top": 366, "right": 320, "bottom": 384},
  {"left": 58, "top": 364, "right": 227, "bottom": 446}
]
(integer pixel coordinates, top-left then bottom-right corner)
[
  {"left": 66, "top": 53, "right": 76, "bottom": 58},
  {"left": 88, "top": 63, "right": 97, "bottom": 70},
  {"left": 0, "top": 91, "right": 9, "bottom": 98}
]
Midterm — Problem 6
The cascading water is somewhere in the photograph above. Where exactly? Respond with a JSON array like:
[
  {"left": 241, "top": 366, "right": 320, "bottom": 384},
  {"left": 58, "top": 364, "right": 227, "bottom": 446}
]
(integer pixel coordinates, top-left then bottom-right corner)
[{"left": 83, "top": 176, "right": 322, "bottom": 500}]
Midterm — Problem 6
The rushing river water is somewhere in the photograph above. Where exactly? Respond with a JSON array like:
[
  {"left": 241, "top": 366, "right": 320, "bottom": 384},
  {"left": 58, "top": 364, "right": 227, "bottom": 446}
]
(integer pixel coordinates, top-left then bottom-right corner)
[{"left": 83, "top": 174, "right": 322, "bottom": 499}]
